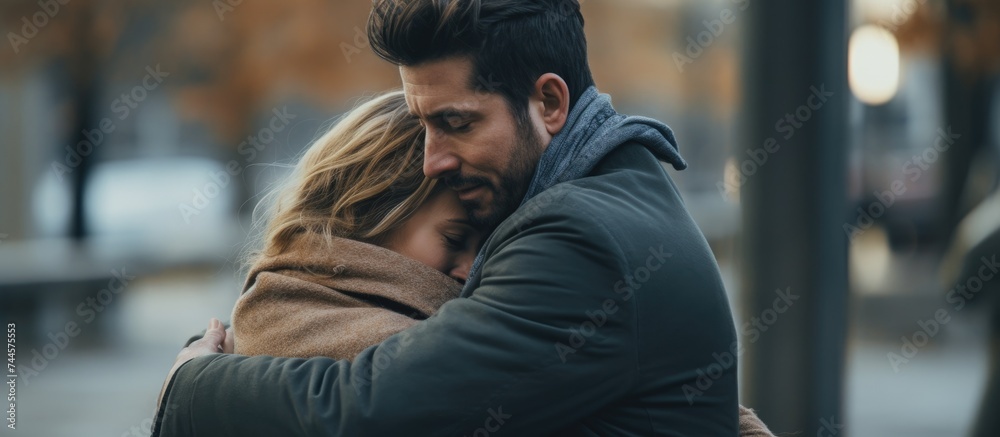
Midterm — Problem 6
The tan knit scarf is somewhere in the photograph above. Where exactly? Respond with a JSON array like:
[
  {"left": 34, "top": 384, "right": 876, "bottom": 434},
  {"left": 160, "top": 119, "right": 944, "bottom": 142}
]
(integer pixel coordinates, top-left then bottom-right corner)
[{"left": 232, "top": 232, "right": 462, "bottom": 360}]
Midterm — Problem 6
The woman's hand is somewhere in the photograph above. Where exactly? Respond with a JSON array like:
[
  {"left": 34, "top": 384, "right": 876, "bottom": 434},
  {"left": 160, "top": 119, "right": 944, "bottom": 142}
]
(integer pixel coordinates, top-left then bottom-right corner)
[
  {"left": 156, "top": 319, "right": 231, "bottom": 413},
  {"left": 176, "top": 318, "right": 229, "bottom": 361},
  {"left": 222, "top": 325, "right": 234, "bottom": 354}
]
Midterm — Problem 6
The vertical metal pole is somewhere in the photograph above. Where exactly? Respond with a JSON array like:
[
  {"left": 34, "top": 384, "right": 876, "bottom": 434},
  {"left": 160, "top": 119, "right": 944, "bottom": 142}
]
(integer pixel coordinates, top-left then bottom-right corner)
[
  {"left": 739, "top": 0, "right": 849, "bottom": 433},
  {"left": 68, "top": 7, "right": 97, "bottom": 240}
]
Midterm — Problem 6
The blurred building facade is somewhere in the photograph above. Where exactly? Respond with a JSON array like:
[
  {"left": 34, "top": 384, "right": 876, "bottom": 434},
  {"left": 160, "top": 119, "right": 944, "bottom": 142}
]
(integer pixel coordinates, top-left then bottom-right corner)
[{"left": 0, "top": 0, "right": 998, "bottom": 435}]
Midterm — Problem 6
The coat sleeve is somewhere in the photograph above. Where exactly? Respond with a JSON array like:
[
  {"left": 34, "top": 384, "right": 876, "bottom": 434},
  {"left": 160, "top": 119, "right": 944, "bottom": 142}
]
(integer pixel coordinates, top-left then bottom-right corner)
[{"left": 153, "top": 204, "right": 639, "bottom": 436}]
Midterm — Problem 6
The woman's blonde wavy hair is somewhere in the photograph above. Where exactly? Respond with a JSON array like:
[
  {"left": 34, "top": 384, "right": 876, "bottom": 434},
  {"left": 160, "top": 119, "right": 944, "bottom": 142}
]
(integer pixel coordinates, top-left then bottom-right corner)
[{"left": 244, "top": 91, "right": 438, "bottom": 270}]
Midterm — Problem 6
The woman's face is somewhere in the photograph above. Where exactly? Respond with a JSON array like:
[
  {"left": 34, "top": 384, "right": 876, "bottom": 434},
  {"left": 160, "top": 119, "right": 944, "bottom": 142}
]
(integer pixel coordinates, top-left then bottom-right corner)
[{"left": 383, "top": 189, "right": 483, "bottom": 284}]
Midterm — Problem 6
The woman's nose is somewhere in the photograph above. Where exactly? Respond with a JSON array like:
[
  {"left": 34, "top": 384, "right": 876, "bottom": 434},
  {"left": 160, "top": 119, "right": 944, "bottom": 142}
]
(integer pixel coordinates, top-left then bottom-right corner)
[{"left": 450, "top": 254, "right": 474, "bottom": 284}]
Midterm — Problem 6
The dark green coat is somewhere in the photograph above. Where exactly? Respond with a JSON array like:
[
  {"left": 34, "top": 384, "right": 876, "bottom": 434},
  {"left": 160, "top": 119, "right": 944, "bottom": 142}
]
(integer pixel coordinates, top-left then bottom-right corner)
[{"left": 154, "top": 142, "right": 739, "bottom": 436}]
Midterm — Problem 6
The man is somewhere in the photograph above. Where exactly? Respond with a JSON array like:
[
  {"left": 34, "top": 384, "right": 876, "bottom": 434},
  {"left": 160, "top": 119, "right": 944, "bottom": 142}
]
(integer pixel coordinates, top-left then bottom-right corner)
[{"left": 154, "top": 0, "right": 748, "bottom": 434}]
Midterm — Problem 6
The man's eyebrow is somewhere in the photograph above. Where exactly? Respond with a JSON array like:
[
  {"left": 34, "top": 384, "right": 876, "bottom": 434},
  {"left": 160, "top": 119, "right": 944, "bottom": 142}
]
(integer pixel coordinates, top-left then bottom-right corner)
[{"left": 420, "top": 107, "right": 476, "bottom": 120}]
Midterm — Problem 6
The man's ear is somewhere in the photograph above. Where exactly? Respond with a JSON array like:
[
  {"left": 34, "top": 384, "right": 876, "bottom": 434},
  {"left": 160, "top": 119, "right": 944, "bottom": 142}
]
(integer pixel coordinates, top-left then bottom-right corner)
[{"left": 532, "top": 73, "right": 570, "bottom": 136}]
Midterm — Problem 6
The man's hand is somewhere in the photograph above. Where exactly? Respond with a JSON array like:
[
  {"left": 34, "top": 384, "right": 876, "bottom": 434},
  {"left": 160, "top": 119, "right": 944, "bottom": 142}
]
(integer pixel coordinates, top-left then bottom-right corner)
[{"left": 156, "top": 319, "right": 232, "bottom": 410}]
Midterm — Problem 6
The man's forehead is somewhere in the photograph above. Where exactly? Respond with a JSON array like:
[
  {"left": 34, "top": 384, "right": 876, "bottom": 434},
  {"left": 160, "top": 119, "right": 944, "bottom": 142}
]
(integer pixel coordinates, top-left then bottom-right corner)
[
  {"left": 400, "top": 59, "right": 480, "bottom": 113},
  {"left": 400, "top": 57, "right": 470, "bottom": 86}
]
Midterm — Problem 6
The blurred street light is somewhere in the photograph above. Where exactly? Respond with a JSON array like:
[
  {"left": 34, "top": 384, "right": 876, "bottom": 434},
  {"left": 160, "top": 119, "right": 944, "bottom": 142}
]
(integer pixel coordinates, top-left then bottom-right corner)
[{"left": 849, "top": 25, "right": 901, "bottom": 105}]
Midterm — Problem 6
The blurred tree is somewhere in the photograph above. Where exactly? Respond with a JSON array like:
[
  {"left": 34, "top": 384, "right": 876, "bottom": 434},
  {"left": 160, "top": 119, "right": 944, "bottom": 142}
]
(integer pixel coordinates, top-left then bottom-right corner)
[
  {"left": 1, "top": 0, "right": 133, "bottom": 239},
  {"left": 2, "top": 0, "right": 404, "bottom": 238},
  {"left": 162, "top": 0, "right": 400, "bottom": 144}
]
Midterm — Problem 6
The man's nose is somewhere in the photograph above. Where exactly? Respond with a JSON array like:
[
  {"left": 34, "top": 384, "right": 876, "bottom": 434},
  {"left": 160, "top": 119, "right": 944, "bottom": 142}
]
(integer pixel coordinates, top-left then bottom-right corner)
[{"left": 423, "top": 129, "right": 461, "bottom": 179}]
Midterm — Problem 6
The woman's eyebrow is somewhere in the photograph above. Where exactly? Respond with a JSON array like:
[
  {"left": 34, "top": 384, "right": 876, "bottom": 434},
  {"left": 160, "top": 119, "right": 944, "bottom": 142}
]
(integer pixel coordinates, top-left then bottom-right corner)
[{"left": 446, "top": 218, "right": 474, "bottom": 227}]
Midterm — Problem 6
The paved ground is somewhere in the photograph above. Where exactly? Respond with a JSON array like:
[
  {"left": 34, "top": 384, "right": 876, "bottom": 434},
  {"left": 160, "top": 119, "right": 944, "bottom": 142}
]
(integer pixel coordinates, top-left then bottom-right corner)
[{"left": 6, "top": 268, "right": 991, "bottom": 436}]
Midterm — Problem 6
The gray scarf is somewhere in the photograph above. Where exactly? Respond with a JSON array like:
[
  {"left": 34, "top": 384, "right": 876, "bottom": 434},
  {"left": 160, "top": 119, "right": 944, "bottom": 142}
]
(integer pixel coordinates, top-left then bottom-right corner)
[{"left": 462, "top": 86, "right": 687, "bottom": 293}]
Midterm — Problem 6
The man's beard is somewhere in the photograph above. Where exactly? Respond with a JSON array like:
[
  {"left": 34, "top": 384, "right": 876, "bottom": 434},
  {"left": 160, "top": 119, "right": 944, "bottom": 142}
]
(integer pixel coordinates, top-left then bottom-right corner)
[{"left": 444, "top": 119, "right": 543, "bottom": 233}]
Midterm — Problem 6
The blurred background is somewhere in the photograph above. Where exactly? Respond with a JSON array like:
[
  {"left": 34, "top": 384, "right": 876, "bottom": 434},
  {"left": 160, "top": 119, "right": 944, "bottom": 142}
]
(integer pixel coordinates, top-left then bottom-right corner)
[{"left": 0, "top": 0, "right": 998, "bottom": 435}]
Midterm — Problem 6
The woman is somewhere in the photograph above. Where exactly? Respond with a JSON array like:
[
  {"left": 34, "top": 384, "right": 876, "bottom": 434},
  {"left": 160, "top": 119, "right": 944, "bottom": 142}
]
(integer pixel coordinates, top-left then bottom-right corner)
[
  {"left": 232, "top": 91, "right": 481, "bottom": 360},
  {"left": 217, "top": 91, "right": 772, "bottom": 435}
]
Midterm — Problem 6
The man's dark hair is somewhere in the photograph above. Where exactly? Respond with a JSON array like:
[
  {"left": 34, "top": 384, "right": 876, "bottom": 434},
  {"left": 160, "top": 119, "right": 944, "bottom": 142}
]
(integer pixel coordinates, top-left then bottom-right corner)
[{"left": 368, "top": 0, "right": 595, "bottom": 118}]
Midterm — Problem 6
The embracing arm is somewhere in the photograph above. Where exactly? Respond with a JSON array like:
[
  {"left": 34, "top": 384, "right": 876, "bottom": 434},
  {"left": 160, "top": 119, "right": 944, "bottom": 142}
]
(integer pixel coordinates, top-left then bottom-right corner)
[{"left": 154, "top": 207, "right": 635, "bottom": 436}]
